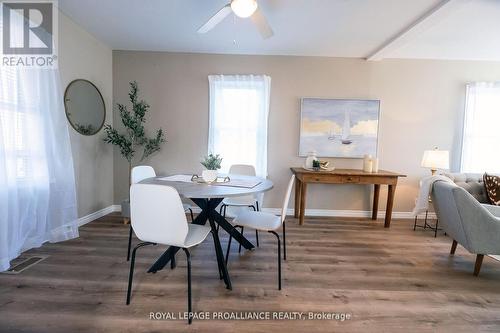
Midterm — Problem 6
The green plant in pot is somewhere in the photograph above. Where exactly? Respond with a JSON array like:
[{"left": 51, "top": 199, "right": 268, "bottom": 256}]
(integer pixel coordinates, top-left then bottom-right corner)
[
  {"left": 200, "top": 154, "right": 222, "bottom": 183},
  {"left": 312, "top": 159, "right": 321, "bottom": 171},
  {"left": 103, "top": 81, "right": 165, "bottom": 189}
]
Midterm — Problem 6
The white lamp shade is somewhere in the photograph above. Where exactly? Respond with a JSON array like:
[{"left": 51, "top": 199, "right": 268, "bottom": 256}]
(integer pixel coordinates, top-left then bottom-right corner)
[
  {"left": 421, "top": 149, "right": 449, "bottom": 170},
  {"left": 231, "top": 0, "right": 258, "bottom": 18}
]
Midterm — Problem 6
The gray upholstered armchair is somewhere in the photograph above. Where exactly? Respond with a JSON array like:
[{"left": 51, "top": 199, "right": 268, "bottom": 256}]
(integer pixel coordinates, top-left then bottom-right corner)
[{"left": 432, "top": 181, "right": 500, "bottom": 276}]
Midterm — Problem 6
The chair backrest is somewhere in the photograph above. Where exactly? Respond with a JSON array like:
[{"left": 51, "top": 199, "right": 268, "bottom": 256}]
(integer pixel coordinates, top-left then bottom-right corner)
[
  {"left": 280, "top": 175, "right": 295, "bottom": 223},
  {"left": 130, "top": 184, "right": 188, "bottom": 247},
  {"left": 229, "top": 164, "right": 256, "bottom": 176},
  {"left": 228, "top": 164, "right": 258, "bottom": 204},
  {"left": 131, "top": 166, "right": 156, "bottom": 184}
]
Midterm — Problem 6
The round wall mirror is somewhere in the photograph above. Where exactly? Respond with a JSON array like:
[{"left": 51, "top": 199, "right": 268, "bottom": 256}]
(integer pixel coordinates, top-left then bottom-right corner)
[{"left": 64, "top": 79, "right": 105, "bottom": 136}]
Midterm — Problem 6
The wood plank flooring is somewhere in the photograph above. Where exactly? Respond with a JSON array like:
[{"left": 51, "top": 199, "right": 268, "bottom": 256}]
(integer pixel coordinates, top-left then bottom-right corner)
[{"left": 1, "top": 213, "right": 500, "bottom": 333}]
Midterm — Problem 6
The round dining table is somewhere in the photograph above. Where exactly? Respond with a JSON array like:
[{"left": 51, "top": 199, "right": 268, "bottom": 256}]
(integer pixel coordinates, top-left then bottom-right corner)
[{"left": 139, "top": 174, "right": 273, "bottom": 290}]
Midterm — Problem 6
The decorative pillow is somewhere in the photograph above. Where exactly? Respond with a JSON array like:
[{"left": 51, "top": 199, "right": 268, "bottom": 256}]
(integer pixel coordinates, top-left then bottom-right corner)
[{"left": 483, "top": 173, "right": 500, "bottom": 206}]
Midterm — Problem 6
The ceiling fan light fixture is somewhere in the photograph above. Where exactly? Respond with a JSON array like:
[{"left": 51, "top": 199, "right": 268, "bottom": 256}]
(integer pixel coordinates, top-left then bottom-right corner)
[{"left": 230, "top": 0, "right": 258, "bottom": 18}]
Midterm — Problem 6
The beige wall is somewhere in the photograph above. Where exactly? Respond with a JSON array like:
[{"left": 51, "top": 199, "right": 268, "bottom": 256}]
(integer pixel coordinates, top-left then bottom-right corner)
[
  {"left": 112, "top": 51, "right": 500, "bottom": 215},
  {"left": 59, "top": 12, "right": 114, "bottom": 217}
]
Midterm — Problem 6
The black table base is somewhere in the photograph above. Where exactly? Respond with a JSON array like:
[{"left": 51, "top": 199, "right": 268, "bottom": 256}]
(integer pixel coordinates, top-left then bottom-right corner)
[{"left": 147, "top": 197, "right": 255, "bottom": 290}]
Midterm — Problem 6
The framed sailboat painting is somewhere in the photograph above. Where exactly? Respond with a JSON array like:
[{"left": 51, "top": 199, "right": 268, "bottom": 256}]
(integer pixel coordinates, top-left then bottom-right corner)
[{"left": 299, "top": 98, "right": 380, "bottom": 158}]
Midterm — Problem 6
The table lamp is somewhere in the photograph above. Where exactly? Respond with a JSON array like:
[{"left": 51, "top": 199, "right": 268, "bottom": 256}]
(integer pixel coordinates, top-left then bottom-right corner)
[{"left": 421, "top": 148, "right": 449, "bottom": 175}]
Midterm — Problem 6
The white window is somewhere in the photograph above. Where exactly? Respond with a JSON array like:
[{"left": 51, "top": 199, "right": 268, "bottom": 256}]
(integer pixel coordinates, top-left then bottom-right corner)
[
  {"left": 1, "top": 67, "right": 28, "bottom": 180},
  {"left": 461, "top": 82, "right": 500, "bottom": 173},
  {"left": 208, "top": 75, "right": 271, "bottom": 177},
  {"left": 0, "top": 67, "right": 47, "bottom": 185}
]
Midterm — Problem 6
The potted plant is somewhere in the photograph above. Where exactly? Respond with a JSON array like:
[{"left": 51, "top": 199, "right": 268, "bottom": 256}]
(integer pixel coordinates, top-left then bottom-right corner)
[
  {"left": 103, "top": 81, "right": 165, "bottom": 219},
  {"left": 200, "top": 154, "right": 222, "bottom": 182}
]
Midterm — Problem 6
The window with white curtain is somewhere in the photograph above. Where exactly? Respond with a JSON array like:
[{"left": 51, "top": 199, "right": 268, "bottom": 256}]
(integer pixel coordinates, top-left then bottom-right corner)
[
  {"left": 0, "top": 65, "right": 79, "bottom": 272},
  {"left": 208, "top": 75, "right": 271, "bottom": 178},
  {"left": 461, "top": 82, "right": 500, "bottom": 173},
  {"left": 0, "top": 67, "right": 41, "bottom": 183}
]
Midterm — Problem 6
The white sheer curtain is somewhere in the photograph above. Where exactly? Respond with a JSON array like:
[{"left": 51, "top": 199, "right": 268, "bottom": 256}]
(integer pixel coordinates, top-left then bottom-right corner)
[
  {"left": 461, "top": 82, "right": 500, "bottom": 173},
  {"left": 0, "top": 65, "right": 78, "bottom": 271},
  {"left": 208, "top": 75, "right": 271, "bottom": 178}
]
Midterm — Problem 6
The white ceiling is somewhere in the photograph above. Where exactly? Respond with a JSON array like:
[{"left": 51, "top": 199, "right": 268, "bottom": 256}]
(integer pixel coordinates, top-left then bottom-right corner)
[{"left": 58, "top": 0, "right": 500, "bottom": 61}]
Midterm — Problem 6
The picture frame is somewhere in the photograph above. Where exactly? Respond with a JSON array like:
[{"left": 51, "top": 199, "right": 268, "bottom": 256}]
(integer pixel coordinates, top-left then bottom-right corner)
[{"left": 299, "top": 98, "right": 381, "bottom": 158}]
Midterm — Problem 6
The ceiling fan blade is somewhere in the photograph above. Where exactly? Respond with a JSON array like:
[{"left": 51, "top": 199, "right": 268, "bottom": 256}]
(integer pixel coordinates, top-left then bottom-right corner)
[
  {"left": 197, "top": 4, "right": 232, "bottom": 34},
  {"left": 250, "top": 7, "right": 274, "bottom": 39}
]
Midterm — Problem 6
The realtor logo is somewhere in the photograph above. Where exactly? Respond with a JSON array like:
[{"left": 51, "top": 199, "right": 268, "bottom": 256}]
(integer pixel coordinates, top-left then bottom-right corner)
[{"left": 1, "top": 0, "right": 58, "bottom": 67}]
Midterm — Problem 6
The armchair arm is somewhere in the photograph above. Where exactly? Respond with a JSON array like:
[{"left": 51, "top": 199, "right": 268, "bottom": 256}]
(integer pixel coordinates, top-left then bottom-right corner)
[
  {"left": 455, "top": 190, "right": 500, "bottom": 254},
  {"left": 482, "top": 204, "right": 500, "bottom": 218}
]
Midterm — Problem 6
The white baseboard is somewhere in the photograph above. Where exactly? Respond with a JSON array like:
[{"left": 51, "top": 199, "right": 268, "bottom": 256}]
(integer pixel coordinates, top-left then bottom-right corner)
[
  {"left": 76, "top": 205, "right": 121, "bottom": 227},
  {"left": 108, "top": 204, "right": 432, "bottom": 221},
  {"left": 263, "top": 208, "right": 435, "bottom": 220}
]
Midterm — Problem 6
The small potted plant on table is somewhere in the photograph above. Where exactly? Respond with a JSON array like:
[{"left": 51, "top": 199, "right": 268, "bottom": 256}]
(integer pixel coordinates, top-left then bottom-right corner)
[{"left": 200, "top": 154, "right": 222, "bottom": 183}]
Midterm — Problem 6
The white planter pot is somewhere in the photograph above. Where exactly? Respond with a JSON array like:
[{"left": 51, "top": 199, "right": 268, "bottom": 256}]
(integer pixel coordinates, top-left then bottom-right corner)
[{"left": 202, "top": 170, "right": 218, "bottom": 183}]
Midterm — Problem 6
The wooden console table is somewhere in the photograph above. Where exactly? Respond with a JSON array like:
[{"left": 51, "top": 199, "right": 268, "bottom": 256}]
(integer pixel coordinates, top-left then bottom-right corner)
[{"left": 290, "top": 167, "right": 406, "bottom": 228}]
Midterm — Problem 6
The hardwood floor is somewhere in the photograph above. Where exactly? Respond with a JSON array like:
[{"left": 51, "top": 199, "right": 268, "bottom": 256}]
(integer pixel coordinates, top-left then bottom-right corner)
[{"left": 1, "top": 213, "right": 500, "bottom": 333}]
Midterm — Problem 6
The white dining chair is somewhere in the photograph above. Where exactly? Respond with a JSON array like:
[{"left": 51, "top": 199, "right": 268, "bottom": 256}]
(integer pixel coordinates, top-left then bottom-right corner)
[
  {"left": 127, "top": 166, "right": 194, "bottom": 261},
  {"left": 221, "top": 164, "right": 261, "bottom": 254},
  {"left": 126, "top": 184, "right": 211, "bottom": 324},
  {"left": 228, "top": 175, "right": 295, "bottom": 290}
]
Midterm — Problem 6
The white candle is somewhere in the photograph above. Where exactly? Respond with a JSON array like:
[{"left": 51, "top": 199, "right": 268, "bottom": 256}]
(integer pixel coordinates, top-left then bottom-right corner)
[
  {"left": 363, "top": 158, "right": 373, "bottom": 173},
  {"left": 372, "top": 158, "right": 379, "bottom": 173}
]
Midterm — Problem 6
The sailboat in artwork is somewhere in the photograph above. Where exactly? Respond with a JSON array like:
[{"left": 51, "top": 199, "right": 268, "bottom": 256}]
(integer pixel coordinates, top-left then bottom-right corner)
[
  {"left": 341, "top": 109, "right": 353, "bottom": 145},
  {"left": 328, "top": 124, "right": 336, "bottom": 141}
]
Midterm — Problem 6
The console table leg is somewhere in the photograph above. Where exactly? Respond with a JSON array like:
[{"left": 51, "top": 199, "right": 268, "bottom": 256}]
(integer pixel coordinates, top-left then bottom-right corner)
[
  {"left": 384, "top": 184, "right": 396, "bottom": 228},
  {"left": 294, "top": 179, "right": 302, "bottom": 218},
  {"left": 299, "top": 182, "right": 307, "bottom": 225},
  {"left": 372, "top": 184, "right": 380, "bottom": 220}
]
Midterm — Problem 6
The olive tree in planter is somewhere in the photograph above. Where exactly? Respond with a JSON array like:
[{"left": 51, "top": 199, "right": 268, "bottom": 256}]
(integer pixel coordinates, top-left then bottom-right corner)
[{"left": 103, "top": 81, "right": 165, "bottom": 217}]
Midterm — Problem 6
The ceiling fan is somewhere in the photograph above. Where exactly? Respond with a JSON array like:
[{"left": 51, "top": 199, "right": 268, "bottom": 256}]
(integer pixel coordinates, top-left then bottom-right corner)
[{"left": 197, "top": 0, "right": 274, "bottom": 39}]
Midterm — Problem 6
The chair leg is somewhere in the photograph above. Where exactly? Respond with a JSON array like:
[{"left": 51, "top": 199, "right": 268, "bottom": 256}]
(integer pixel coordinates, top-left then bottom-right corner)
[
  {"left": 283, "top": 221, "right": 286, "bottom": 261},
  {"left": 250, "top": 205, "right": 259, "bottom": 247},
  {"left": 450, "top": 240, "right": 457, "bottom": 255},
  {"left": 434, "top": 219, "right": 439, "bottom": 238},
  {"left": 222, "top": 203, "right": 232, "bottom": 265},
  {"left": 127, "top": 224, "right": 133, "bottom": 261},
  {"left": 222, "top": 205, "right": 228, "bottom": 234},
  {"left": 216, "top": 205, "right": 227, "bottom": 233},
  {"left": 413, "top": 216, "right": 417, "bottom": 231},
  {"left": 474, "top": 254, "right": 484, "bottom": 276},
  {"left": 182, "top": 248, "right": 192, "bottom": 324},
  {"left": 126, "top": 242, "right": 155, "bottom": 305},
  {"left": 225, "top": 224, "right": 245, "bottom": 265},
  {"left": 238, "top": 226, "right": 244, "bottom": 253},
  {"left": 225, "top": 232, "right": 233, "bottom": 265},
  {"left": 171, "top": 254, "right": 176, "bottom": 270},
  {"left": 424, "top": 210, "right": 429, "bottom": 228},
  {"left": 268, "top": 231, "right": 282, "bottom": 290},
  {"left": 188, "top": 208, "right": 194, "bottom": 222}
]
